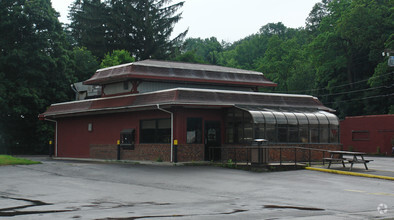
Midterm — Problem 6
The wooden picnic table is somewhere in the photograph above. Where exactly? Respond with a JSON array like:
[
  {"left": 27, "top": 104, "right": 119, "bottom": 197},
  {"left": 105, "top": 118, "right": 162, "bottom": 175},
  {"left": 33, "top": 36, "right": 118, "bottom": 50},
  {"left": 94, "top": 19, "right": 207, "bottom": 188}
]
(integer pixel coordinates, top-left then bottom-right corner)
[{"left": 323, "top": 150, "right": 372, "bottom": 171}]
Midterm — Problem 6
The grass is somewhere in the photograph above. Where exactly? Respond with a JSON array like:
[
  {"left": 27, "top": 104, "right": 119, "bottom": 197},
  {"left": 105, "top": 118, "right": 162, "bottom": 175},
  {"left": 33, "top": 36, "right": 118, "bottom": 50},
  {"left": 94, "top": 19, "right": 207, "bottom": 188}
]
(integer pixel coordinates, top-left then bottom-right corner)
[{"left": 0, "top": 155, "right": 41, "bottom": 166}]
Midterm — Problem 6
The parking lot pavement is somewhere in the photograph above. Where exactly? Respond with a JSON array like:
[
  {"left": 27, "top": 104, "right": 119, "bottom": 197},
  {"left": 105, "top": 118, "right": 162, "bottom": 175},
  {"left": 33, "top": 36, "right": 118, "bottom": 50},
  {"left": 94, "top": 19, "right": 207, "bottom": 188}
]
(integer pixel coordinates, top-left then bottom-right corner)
[{"left": 0, "top": 157, "right": 393, "bottom": 219}]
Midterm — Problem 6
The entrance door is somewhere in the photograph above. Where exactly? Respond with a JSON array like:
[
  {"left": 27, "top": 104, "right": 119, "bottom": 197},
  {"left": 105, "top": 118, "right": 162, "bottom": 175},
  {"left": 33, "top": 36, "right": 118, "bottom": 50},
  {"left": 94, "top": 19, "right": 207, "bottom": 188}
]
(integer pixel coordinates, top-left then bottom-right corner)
[{"left": 205, "top": 121, "right": 221, "bottom": 161}]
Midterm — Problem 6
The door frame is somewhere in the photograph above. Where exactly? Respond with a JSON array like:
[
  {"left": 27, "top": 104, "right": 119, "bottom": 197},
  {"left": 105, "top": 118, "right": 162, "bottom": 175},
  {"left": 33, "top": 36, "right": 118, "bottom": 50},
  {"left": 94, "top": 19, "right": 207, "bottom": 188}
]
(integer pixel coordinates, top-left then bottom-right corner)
[{"left": 204, "top": 120, "right": 221, "bottom": 161}]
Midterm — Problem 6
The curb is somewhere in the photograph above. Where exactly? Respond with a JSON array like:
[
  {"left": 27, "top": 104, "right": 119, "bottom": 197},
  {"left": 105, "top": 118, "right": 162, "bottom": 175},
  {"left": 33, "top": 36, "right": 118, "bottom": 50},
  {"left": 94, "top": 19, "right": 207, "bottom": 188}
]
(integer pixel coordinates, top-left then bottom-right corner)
[
  {"left": 52, "top": 157, "right": 180, "bottom": 166},
  {"left": 305, "top": 167, "right": 394, "bottom": 181}
]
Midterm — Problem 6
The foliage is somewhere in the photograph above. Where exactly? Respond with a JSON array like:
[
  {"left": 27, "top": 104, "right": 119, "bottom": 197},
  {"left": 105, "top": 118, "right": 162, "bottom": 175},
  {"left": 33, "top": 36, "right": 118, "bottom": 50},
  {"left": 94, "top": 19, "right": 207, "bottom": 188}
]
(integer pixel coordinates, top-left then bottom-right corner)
[
  {"left": 68, "top": 0, "right": 187, "bottom": 60},
  {"left": 0, "top": 155, "right": 41, "bottom": 166},
  {"left": 0, "top": 0, "right": 74, "bottom": 154},
  {"left": 68, "top": 47, "right": 100, "bottom": 81},
  {"left": 174, "top": 1, "right": 393, "bottom": 118},
  {"left": 100, "top": 50, "right": 135, "bottom": 68}
]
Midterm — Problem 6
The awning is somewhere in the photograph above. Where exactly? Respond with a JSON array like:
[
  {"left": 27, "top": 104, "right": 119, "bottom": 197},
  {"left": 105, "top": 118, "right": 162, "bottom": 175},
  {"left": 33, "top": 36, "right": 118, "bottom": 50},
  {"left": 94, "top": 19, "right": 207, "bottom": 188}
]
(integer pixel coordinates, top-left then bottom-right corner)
[{"left": 236, "top": 105, "right": 339, "bottom": 126}]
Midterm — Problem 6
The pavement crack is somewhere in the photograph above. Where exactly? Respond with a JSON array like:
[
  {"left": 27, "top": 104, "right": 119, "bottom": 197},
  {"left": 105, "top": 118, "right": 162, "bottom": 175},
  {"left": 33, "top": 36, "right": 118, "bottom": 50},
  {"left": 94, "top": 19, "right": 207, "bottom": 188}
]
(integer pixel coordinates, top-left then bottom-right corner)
[
  {"left": 264, "top": 205, "right": 325, "bottom": 211},
  {"left": 0, "top": 195, "right": 75, "bottom": 217}
]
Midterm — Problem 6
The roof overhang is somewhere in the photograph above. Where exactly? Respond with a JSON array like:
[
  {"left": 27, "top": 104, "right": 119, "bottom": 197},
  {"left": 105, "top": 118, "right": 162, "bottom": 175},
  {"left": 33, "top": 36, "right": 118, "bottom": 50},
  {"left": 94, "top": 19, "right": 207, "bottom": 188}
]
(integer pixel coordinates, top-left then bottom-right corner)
[
  {"left": 83, "top": 59, "right": 277, "bottom": 88},
  {"left": 39, "top": 88, "right": 335, "bottom": 120}
]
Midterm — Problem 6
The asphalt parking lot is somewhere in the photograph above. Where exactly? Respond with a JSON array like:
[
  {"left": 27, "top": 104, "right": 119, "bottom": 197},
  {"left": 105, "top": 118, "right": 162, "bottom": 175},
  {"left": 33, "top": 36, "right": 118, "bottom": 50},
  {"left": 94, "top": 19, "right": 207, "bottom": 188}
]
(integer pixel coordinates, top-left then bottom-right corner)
[{"left": 0, "top": 156, "right": 393, "bottom": 219}]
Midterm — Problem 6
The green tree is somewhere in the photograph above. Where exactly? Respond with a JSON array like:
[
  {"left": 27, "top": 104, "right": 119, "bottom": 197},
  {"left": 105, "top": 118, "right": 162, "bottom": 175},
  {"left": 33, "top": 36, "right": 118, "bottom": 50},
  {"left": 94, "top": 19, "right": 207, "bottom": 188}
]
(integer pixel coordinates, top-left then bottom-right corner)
[
  {"left": 177, "top": 37, "right": 223, "bottom": 64},
  {"left": 100, "top": 50, "right": 135, "bottom": 68},
  {"left": 68, "top": 0, "right": 108, "bottom": 59},
  {"left": 0, "top": 0, "right": 73, "bottom": 153},
  {"left": 68, "top": 47, "right": 100, "bottom": 81},
  {"left": 307, "top": 0, "right": 393, "bottom": 117},
  {"left": 69, "top": 0, "right": 187, "bottom": 60}
]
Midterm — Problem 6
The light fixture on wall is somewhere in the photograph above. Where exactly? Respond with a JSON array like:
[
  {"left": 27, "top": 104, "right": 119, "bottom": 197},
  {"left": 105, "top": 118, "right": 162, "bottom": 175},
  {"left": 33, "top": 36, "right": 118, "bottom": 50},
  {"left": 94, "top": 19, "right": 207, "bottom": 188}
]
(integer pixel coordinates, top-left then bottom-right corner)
[{"left": 88, "top": 123, "right": 93, "bottom": 132}]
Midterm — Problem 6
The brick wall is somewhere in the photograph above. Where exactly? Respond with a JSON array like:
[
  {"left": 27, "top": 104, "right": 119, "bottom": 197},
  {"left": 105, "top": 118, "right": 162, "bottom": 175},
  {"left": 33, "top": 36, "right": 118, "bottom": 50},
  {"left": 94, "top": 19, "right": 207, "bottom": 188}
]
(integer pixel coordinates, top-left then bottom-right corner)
[
  {"left": 90, "top": 144, "right": 171, "bottom": 161},
  {"left": 177, "top": 144, "right": 204, "bottom": 162},
  {"left": 90, "top": 144, "right": 117, "bottom": 160},
  {"left": 90, "top": 143, "right": 204, "bottom": 162}
]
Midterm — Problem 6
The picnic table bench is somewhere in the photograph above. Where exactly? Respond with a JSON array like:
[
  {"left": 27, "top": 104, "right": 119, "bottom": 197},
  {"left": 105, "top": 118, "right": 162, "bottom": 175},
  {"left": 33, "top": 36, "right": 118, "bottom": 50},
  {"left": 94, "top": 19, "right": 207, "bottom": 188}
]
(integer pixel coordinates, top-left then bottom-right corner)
[{"left": 324, "top": 151, "right": 373, "bottom": 171}]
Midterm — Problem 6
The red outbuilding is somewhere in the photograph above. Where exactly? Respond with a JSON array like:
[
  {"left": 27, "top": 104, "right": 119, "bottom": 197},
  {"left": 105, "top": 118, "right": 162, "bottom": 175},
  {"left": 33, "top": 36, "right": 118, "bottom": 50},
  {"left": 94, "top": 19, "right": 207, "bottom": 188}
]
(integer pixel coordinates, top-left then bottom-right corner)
[
  {"left": 39, "top": 60, "right": 341, "bottom": 162},
  {"left": 340, "top": 114, "right": 394, "bottom": 155}
]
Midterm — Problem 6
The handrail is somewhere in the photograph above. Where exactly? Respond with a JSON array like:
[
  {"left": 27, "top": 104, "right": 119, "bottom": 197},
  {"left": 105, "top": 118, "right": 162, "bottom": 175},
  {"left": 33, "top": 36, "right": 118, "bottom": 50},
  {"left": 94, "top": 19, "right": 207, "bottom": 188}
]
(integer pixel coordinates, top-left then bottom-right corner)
[{"left": 208, "top": 145, "right": 335, "bottom": 166}]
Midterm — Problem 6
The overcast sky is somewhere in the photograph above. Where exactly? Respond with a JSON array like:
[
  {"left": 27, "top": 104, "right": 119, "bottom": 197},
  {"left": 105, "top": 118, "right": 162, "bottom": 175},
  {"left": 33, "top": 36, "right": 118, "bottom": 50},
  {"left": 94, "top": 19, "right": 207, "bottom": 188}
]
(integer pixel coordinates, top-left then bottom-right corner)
[{"left": 52, "top": 0, "right": 320, "bottom": 42}]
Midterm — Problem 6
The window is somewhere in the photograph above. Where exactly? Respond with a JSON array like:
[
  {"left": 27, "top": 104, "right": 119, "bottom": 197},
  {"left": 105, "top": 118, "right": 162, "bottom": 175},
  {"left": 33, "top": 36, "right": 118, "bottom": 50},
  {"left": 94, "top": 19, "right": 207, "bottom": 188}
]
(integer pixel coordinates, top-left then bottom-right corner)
[
  {"left": 225, "top": 109, "right": 254, "bottom": 144},
  {"left": 299, "top": 125, "right": 309, "bottom": 143},
  {"left": 352, "top": 130, "right": 369, "bottom": 141},
  {"left": 140, "top": 118, "right": 171, "bottom": 143},
  {"left": 330, "top": 125, "right": 339, "bottom": 143},
  {"left": 310, "top": 125, "right": 319, "bottom": 143},
  {"left": 288, "top": 125, "right": 299, "bottom": 143},
  {"left": 265, "top": 124, "right": 276, "bottom": 142},
  {"left": 278, "top": 125, "right": 288, "bottom": 142},
  {"left": 225, "top": 107, "right": 340, "bottom": 145},
  {"left": 187, "top": 118, "right": 202, "bottom": 144},
  {"left": 254, "top": 124, "right": 265, "bottom": 140},
  {"left": 123, "top": 81, "right": 129, "bottom": 90},
  {"left": 120, "top": 129, "right": 135, "bottom": 149},
  {"left": 320, "top": 125, "right": 330, "bottom": 143}
]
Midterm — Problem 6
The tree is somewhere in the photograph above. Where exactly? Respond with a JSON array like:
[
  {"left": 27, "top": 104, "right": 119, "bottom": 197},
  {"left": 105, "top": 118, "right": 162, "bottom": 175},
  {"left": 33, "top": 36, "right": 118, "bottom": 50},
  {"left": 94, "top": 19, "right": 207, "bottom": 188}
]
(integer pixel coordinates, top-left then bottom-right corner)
[
  {"left": 68, "top": 0, "right": 108, "bottom": 59},
  {"left": 69, "top": 0, "right": 187, "bottom": 60},
  {"left": 100, "top": 49, "right": 135, "bottom": 68},
  {"left": 129, "top": 0, "right": 187, "bottom": 60},
  {"left": 177, "top": 37, "right": 223, "bottom": 64},
  {"left": 0, "top": 0, "right": 73, "bottom": 153},
  {"left": 68, "top": 47, "right": 100, "bottom": 82},
  {"left": 307, "top": 0, "right": 393, "bottom": 117}
]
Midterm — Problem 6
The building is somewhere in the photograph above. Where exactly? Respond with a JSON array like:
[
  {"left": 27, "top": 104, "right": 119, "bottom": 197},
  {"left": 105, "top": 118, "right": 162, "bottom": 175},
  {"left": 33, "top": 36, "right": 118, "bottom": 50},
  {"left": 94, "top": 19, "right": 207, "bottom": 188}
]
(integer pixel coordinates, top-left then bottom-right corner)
[
  {"left": 340, "top": 115, "right": 394, "bottom": 155},
  {"left": 39, "top": 60, "right": 340, "bottom": 162}
]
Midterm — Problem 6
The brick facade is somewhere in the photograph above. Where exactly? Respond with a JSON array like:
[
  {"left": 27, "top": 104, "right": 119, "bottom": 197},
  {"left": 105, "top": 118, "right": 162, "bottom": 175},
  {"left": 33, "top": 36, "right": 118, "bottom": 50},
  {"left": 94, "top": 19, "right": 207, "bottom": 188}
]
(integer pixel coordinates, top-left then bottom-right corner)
[{"left": 90, "top": 143, "right": 204, "bottom": 162}]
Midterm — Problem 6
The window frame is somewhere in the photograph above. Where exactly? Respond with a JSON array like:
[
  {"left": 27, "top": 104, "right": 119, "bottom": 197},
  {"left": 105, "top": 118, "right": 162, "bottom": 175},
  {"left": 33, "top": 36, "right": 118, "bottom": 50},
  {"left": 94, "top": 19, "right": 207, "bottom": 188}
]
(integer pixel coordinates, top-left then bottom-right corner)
[{"left": 140, "top": 118, "right": 171, "bottom": 144}]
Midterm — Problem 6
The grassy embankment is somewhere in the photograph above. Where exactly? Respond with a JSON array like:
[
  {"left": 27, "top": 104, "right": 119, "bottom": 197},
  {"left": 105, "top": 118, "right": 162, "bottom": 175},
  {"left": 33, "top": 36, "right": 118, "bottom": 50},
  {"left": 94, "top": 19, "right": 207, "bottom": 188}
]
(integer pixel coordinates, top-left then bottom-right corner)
[{"left": 0, "top": 155, "right": 41, "bottom": 166}]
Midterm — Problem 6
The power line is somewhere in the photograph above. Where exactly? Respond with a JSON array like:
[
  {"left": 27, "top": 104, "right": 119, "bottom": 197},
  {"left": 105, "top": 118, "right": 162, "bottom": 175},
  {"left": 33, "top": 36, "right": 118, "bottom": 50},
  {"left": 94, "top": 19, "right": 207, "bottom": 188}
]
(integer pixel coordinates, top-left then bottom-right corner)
[
  {"left": 325, "top": 93, "right": 393, "bottom": 104},
  {"left": 274, "top": 71, "right": 393, "bottom": 93},
  {"left": 318, "top": 84, "right": 393, "bottom": 97}
]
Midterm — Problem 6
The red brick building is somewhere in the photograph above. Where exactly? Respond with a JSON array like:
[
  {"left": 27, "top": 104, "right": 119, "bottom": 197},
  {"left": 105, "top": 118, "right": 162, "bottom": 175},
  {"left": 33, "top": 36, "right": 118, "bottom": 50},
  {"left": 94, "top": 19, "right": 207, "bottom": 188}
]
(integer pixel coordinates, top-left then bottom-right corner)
[
  {"left": 340, "top": 115, "right": 394, "bottom": 155},
  {"left": 39, "top": 60, "right": 340, "bottom": 162}
]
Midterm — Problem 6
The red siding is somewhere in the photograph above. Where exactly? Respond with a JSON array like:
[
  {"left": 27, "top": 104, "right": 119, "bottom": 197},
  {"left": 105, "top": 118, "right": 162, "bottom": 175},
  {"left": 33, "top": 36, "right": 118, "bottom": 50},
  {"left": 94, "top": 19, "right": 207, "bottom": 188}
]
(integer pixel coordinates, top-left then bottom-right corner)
[
  {"left": 57, "top": 110, "right": 170, "bottom": 158},
  {"left": 56, "top": 108, "right": 226, "bottom": 161},
  {"left": 340, "top": 115, "right": 394, "bottom": 155}
]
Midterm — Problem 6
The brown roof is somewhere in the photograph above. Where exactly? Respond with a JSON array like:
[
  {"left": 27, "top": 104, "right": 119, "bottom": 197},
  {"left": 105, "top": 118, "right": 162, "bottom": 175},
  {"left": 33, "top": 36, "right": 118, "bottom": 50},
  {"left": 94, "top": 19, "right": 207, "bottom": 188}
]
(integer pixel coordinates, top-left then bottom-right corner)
[
  {"left": 83, "top": 59, "right": 277, "bottom": 88},
  {"left": 39, "top": 88, "right": 334, "bottom": 119}
]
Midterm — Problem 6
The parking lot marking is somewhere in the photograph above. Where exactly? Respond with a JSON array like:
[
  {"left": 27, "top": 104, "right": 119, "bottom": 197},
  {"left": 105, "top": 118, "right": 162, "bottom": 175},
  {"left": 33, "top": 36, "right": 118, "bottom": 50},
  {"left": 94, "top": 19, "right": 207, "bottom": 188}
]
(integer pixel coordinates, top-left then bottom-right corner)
[{"left": 344, "top": 189, "right": 394, "bottom": 197}]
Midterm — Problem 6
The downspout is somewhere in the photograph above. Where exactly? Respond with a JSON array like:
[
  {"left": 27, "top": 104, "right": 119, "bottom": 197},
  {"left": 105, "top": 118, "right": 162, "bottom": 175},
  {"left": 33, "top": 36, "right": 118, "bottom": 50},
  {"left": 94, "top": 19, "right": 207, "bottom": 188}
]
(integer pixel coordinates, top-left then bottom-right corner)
[
  {"left": 156, "top": 104, "right": 174, "bottom": 162},
  {"left": 44, "top": 118, "right": 58, "bottom": 157}
]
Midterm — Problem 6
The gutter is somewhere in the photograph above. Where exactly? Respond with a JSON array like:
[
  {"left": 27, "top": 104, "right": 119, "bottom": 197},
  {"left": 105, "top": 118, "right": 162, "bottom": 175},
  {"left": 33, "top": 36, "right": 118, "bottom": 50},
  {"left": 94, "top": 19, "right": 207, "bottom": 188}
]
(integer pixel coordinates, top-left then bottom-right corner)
[
  {"left": 43, "top": 118, "right": 58, "bottom": 157},
  {"left": 156, "top": 104, "right": 174, "bottom": 162}
]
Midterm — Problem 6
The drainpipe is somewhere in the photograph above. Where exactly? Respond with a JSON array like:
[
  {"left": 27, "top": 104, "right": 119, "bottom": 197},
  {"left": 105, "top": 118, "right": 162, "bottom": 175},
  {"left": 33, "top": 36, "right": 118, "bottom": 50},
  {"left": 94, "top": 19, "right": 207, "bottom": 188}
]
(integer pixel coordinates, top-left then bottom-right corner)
[
  {"left": 44, "top": 118, "right": 58, "bottom": 157},
  {"left": 156, "top": 104, "right": 174, "bottom": 162}
]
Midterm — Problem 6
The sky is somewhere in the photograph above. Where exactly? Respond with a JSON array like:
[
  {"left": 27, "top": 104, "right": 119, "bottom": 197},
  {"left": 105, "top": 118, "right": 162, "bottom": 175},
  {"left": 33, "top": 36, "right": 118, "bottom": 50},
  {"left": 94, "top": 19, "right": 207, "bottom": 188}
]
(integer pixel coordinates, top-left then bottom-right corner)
[{"left": 52, "top": 0, "right": 321, "bottom": 42}]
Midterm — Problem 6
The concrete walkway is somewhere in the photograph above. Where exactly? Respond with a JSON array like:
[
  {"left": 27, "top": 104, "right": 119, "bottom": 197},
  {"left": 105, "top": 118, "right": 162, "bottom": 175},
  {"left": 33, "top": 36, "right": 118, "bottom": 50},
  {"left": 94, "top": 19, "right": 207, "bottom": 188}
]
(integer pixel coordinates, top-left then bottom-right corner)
[{"left": 307, "top": 156, "right": 394, "bottom": 181}]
